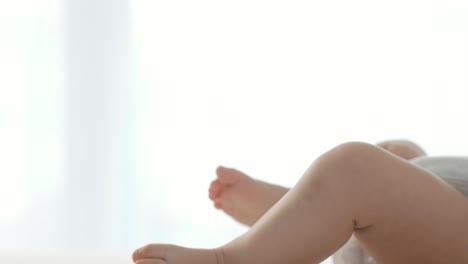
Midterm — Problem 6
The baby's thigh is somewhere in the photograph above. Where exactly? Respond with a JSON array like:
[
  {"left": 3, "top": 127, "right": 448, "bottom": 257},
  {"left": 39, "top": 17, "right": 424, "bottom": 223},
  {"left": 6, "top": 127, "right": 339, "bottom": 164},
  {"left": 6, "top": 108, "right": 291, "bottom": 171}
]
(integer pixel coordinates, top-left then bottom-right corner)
[{"left": 353, "top": 162, "right": 468, "bottom": 264}]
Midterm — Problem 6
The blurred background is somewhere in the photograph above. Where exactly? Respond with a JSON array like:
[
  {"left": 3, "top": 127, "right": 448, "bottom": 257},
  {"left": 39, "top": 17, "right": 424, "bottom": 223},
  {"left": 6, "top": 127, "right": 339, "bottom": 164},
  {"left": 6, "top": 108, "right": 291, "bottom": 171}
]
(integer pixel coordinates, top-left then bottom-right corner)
[{"left": 0, "top": 0, "right": 467, "bottom": 262}]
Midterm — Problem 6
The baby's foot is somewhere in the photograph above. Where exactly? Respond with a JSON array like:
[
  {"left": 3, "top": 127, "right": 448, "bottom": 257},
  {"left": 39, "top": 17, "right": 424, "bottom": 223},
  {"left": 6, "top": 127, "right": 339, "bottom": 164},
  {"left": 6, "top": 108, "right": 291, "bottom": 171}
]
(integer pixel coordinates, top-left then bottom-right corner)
[
  {"left": 133, "top": 244, "right": 224, "bottom": 264},
  {"left": 209, "top": 166, "right": 288, "bottom": 226}
]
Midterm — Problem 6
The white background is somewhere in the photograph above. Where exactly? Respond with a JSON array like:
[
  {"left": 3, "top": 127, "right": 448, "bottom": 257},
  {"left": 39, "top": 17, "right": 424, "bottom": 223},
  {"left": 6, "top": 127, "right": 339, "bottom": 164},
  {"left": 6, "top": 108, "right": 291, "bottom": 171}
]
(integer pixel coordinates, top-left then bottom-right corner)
[{"left": 0, "top": 1, "right": 467, "bottom": 263}]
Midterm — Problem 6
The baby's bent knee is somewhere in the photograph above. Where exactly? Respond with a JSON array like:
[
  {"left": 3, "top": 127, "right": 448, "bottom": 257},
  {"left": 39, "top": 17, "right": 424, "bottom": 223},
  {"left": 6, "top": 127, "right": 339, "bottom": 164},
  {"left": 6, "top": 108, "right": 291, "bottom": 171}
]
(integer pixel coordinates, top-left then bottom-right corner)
[
  {"left": 316, "top": 142, "right": 379, "bottom": 171},
  {"left": 306, "top": 142, "right": 386, "bottom": 191}
]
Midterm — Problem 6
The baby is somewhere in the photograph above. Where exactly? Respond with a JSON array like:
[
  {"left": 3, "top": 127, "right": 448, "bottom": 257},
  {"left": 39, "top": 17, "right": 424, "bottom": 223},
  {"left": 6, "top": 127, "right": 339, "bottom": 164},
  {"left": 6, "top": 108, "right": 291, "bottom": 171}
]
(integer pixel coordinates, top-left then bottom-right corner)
[
  {"left": 207, "top": 140, "right": 468, "bottom": 264},
  {"left": 133, "top": 140, "right": 468, "bottom": 264}
]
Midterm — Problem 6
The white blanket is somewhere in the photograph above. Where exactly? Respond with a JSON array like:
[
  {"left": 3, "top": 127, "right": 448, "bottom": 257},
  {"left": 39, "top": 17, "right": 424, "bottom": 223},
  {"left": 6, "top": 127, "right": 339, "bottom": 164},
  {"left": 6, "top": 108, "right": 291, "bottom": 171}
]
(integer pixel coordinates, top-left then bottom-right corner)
[{"left": 0, "top": 251, "right": 131, "bottom": 264}]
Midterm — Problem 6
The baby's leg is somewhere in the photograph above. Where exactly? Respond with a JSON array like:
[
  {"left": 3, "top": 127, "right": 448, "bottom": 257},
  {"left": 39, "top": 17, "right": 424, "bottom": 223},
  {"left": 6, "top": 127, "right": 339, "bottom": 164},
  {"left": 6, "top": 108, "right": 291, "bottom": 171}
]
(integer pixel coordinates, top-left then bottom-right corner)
[
  {"left": 134, "top": 142, "right": 468, "bottom": 264},
  {"left": 209, "top": 166, "right": 288, "bottom": 226},
  {"left": 210, "top": 167, "right": 369, "bottom": 263},
  {"left": 210, "top": 167, "right": 370, "bottom": 263},
  {"left": 222, "top": 142, "right": 468, "bottom": 264},
  {"left": 210, "top": 139, "right": 425, "bottom": 229}
]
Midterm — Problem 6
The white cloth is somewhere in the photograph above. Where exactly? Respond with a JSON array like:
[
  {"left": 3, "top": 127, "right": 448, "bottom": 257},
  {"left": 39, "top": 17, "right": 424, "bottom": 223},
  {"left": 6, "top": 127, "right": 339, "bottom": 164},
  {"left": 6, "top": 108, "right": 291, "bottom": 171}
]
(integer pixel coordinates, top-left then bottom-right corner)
[
  {"left": 412, "top": 156, "right": 468, "bottom": 197},
  {"left": 0, "top": 251, "right": 130, "bottom": 264}
]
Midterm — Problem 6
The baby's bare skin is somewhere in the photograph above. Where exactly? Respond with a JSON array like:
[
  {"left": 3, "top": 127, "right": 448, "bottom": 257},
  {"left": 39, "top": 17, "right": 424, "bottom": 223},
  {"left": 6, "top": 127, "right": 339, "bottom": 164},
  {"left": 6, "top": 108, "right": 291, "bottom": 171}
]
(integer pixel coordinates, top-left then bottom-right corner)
[
  {"left": 133, "top": 142, "right": 468, "bottom": 264},
  {"left": 208, "top": 166, "right": 288, "bottom": 226},
  {"left": 209, "top": 140, "right": 427, "bottom": 227}
]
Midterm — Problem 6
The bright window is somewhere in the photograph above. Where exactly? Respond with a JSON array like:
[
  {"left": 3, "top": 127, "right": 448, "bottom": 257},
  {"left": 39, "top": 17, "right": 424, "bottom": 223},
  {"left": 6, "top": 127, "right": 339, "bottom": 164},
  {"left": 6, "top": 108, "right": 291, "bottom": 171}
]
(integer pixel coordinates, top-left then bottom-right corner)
[{"left": 0, "top": 0, "right": 63, "bottom": 249}]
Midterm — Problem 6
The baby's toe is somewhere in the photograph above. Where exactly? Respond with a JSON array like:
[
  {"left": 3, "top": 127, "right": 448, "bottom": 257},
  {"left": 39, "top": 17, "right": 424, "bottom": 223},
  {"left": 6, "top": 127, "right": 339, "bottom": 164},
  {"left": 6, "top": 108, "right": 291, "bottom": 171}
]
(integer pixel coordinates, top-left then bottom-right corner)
[{"left": 209, "top": 180, "right": 222, "bottom": 199}]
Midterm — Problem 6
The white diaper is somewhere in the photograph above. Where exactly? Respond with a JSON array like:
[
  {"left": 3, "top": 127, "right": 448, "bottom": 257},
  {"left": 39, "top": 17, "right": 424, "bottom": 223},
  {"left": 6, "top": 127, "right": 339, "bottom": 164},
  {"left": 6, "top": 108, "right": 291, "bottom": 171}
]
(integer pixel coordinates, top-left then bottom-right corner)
[{"left": 412, "top": 156, "right": 468, "bottom": 197}]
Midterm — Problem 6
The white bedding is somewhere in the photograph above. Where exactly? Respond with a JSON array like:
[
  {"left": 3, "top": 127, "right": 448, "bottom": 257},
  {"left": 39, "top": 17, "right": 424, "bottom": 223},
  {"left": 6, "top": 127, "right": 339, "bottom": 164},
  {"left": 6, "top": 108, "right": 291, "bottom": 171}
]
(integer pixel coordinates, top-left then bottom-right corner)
[
  {"left": 0, "top": 251, "right": 131, "bottom": 264},
  {"left": 0, "top": 251, "right": 333, "bottom": 264}
]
